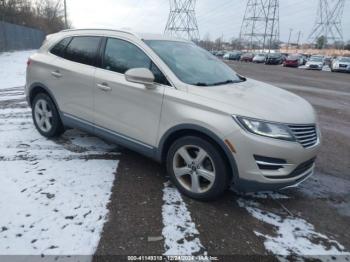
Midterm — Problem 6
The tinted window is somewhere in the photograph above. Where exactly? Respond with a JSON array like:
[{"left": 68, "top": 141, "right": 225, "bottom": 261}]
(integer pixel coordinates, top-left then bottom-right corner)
[
  {"left": 50, "top": 37, "right": 71, "bottom": 57},
  {"left": 65, "top": 36, "right": 101, "bottom": 66},
  {"left": 103, "top": 38, "right": 170, "bottom": 86}
]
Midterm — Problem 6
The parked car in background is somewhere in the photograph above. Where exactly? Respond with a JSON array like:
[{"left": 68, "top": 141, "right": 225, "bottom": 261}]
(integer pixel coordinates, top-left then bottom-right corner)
[
  {"left": 25, "top": 29, "right": 321, "bottom": 200},
  {"left": 240, "top": 52, "right": 254, "bottom": 62},
  {"left": 253, "top": 53, "right": 267, "bottom": 63},
  {"left": 331, "top": 57, "right": 350, "bottom": 73},
  {"left": 305, "top": 56, "right": 325, "bottom": 70},
  {"left": 283, "top": 54, "right": 303, "bottom": 68},
  {"left": 265, "top": 53, "right": 284, "bottom": 65},
  {"left": 323, "top": 56, "right": 333, "bottom": 66},
  {"left": 216, "top": 51, "right": 226, "bottom": 57},
  {"left": 223, "top": 51, "right": 242, "bottom": 61},
  {"left": 300, "top": 55, "right": 308, "bottom": 65}
]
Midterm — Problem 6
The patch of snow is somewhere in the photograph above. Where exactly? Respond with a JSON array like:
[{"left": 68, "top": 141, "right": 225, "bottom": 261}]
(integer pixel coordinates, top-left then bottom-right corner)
[
  {"left": 237, "top": 198, "right": 350, "bottom": 260},
  {"left": 0, "top": 50, "right": 36, "bottom": 90},
  {"left": 0, "top": 89, "right": 119, "bottom": 255},
  {"left": 162, "top": 183, "right": 206, "bottom": 256}
]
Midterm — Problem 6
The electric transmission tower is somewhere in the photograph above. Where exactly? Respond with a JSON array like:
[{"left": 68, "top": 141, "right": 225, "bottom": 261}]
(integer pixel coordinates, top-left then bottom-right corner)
[
  {"left": 164, "top": 0, "right": 200, "bottom": 41},
  {"left": 308, "top": 0, "right": 346, "bottom": 47},
  {"left": 239, "top": 0, "right": 280, "bottom": 51}
]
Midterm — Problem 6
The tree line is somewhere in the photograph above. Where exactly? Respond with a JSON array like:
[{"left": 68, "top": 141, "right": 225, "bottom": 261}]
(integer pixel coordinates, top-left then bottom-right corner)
[{"left": 0, "top": 0, "right": 68, "bottom": 34}]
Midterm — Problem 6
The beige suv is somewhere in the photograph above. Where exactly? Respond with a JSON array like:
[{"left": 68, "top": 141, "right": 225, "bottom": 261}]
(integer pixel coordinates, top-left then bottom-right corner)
[{"left": 26, "top": 29, "right": 321, "bottom": 200}]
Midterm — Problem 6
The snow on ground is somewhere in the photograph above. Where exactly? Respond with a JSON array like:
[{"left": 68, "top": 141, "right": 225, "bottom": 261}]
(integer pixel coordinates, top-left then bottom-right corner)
[
  {"left": 237, "top": 197, "right": 350, "bottom": 261},
  {"left": 0, "top": 50, "right": 36, "bottom": 90},
  {"left": 0, "top": 87, "right": 119, "bottom": 255},
  {"left": 162, "top": 182, "right": 206, "bottom": 256}
]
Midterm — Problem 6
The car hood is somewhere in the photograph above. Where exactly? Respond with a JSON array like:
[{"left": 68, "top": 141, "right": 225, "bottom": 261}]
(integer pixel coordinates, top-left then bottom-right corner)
[{"left": 187, "top": 79, "right": 316, "bottom": 124}]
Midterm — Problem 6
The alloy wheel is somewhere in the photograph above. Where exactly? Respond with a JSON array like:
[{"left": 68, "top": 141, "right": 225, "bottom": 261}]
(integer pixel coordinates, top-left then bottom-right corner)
[{"left": 173, "top": 145, "right": 216, "bottom": 194}]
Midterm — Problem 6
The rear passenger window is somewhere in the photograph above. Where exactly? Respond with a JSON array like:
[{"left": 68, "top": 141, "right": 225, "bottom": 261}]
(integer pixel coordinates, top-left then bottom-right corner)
[
  {"left": 65, "top": 36, "right": 101, "bottom": 66},
  {"left": 50, "top": 37, "right": 71, "bottom": 57},
  {"left": 103, "top": 38, "right": 170, "bottom": 86}
]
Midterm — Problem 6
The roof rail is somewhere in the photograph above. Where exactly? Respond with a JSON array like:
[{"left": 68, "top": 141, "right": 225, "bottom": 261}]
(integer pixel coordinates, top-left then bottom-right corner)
[{"left": 60, "top": 28, "right": 137, "bottom": 37}]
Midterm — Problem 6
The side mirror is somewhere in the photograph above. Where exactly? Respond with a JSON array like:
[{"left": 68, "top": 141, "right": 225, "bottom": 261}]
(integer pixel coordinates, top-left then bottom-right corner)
[{"left": 125, "top": 68, "right": 155, "bottom": 88}]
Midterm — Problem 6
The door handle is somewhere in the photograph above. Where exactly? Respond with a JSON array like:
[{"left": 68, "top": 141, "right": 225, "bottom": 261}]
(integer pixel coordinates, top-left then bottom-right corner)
[
  {"left": 51, "top": 70, "right": 62, "bottom": 78},
  {"left": 97, "top": 83, "right": 112, "bottom": 92}
]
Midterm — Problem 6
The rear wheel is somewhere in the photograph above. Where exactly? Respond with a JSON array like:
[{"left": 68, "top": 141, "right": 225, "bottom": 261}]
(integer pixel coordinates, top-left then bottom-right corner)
[
  {"left": 166, "top": 136, "right": 230, "bottom": 201},
  {"left": 32, "top": 93, "right": 64, "bottom": 138}
]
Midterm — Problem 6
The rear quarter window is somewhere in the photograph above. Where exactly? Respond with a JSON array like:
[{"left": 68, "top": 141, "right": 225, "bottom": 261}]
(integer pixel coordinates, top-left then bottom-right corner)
[{"left": 50, "top": 37, "right": 72, "bottom": 57}]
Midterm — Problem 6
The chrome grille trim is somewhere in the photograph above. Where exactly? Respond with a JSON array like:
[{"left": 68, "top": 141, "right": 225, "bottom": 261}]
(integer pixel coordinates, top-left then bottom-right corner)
[{"left": 289, "top": 124, "right": 318, "bottom": 148}]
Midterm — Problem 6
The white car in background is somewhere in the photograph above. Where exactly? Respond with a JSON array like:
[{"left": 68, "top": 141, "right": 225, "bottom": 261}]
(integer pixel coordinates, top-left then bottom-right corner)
[
  {"left": 331, "top": 57, "right": 350, "bottom": 73},
  {"left": 305, "top": 56, "right": 325, "bottom": 70},
  {"left": 252, "top": 53, "right": 267, "bottom": 63}
]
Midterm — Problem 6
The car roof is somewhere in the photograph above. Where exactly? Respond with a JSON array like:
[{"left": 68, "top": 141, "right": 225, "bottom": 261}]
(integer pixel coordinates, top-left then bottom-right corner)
[{"left": 52, "top": 28, "right": 191, "bottom": 43}]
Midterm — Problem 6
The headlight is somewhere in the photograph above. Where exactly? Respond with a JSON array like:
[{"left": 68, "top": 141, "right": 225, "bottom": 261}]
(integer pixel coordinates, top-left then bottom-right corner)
[{"left": 234, "top": 116, "right": 295, "bottom": 141}]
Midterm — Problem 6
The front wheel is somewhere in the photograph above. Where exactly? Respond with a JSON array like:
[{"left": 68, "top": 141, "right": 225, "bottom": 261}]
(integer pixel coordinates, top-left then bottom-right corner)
[
  {"left": 32, "top": 93, "right": 65, "bottom": 138},
  {"left": 166, "top": 136, "right": 230, "bottom": 201}
]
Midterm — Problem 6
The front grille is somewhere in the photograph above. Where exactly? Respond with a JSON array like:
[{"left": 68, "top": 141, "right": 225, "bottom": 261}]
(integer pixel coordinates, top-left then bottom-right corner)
[
  {"left": 339, "top": 64, "right": 347, "bottom": 68},
  {"left": 288, "top": 124, "right": 318, "bottom": 148}
]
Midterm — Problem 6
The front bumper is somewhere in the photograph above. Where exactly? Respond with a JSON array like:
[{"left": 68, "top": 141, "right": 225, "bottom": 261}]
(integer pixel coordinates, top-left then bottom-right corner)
[
  {"left": 306, "top": 64, "right": 323, "bottom": 70},
  {"left": 333, "top": 65, "right": 350, "bottom": 72},
  {"left": 284, "top": 62, "right": 298, "bottom": 67},
  {"left": 225, "top": 128, "right": 321, "bottom": 192}
]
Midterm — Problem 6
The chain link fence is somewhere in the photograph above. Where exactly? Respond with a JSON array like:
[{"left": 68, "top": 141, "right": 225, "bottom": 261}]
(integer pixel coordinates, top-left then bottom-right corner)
[{"left": 0, "top": 21, "right": 45, "bottom": 52}]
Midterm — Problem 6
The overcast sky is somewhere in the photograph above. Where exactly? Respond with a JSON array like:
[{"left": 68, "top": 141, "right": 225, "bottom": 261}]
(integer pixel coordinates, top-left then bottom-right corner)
[{"left": 67, "top": 0, "right": 350, "bottom": 42}]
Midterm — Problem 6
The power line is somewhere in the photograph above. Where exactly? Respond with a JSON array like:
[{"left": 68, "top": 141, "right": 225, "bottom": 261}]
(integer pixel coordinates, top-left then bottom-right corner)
[{"left": 164, "top": 0, "right": 200, "bottom": 40}]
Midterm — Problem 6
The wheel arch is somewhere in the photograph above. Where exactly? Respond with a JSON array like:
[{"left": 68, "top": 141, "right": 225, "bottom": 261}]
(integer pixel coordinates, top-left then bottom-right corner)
[
  {"left": 157, "top": 124, "right": 239, "bottom": 183},
  {"left": 28, "top": 83, "right": 60, "bottom": 111}
]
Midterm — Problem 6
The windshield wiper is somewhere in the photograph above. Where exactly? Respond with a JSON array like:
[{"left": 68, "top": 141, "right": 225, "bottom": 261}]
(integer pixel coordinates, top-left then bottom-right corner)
[
  {"left": 212, "top": 80, "right": 236, "bottom": 86},
  {"left": 193, "top": 82, "right": 209, "bottom": 86}
]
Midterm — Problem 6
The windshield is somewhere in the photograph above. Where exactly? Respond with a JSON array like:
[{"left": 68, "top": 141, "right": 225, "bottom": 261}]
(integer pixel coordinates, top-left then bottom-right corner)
[
  {"left": 339, "top": 57, "right": 350, "bottom": 63},
  {"left": 287, "top": 55, "right": 299, "bottom": 60},
  {"left": 310, "top": 56, "right": 323, "bottom": 62},
  {"left": 268, "top": 53, "right": 281, "bottom": 58},
  {"left": 145, "top": 40, "right": 242, "bottom": 86}
]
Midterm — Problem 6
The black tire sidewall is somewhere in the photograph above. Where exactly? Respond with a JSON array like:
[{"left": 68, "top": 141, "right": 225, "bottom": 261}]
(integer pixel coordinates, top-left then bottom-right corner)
[
  {"left": 32, "top": 93, "right": 64, "bottom": 138},
  {"left": 166, "top": 136, "right": 230, "bottom": 201}
]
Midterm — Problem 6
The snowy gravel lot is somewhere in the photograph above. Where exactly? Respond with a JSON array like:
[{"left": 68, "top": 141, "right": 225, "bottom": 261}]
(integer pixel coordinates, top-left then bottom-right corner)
[{"left": 1, "top": 50, "right": 350, "bottom": 261}]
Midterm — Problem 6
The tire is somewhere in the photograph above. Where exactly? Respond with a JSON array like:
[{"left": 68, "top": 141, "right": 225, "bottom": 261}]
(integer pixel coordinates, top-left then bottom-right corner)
[
  {"left": 32, "top": 93, "right": 65, "bottom": 138},
  {"left": 166, "top": 136, "right": 231, "bottom": 201}
]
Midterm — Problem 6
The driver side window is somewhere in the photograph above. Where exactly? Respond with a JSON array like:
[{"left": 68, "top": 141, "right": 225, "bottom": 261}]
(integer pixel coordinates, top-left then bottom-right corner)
[{"left": 103, "top": 38, "right": 170, "bottom": 86}]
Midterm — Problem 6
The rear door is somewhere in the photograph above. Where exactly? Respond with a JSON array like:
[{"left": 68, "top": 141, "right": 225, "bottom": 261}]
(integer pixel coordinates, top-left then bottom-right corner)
[
  {"left": 93, "top": 37, "right": 170, "bottom": 147},
  {"left": 48, "top": 36, "right": 101, "bottom": 122}
]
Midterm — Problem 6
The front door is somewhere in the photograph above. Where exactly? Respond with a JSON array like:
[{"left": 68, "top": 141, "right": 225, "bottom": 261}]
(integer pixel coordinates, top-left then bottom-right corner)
[{"left": 94, "top": 37, "right": 170, "bottom": 148}]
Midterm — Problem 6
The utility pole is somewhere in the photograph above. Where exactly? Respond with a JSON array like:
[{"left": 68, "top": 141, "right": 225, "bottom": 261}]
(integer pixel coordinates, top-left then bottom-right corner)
[
  {"left": 296, "top": 30, "right": 302, "bottom": 51},
  {"left": 164, "top": 0, "right": 200, "bottom": 41},
  {"left": 64, "top": 0, "right": 68, "bottom": 29},
  {"left": 308, "top": 0, "right": 346, "bottom": 48},
  {"left": 287, "top": 28, "right": 293, "bottom": 52},
  {"left": 239, "top": 0, "right": 280, "bottom": 52}
]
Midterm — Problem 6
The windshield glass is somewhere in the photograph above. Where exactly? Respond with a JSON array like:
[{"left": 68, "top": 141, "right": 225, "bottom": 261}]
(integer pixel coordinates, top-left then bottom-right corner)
[
  {"left": 145, "top": 40, "right": 242, "bottom": 86},
  {"left": 268, "top": 53, "right": 281, "bottom": 58},
  {"left": 288, "top": 55, "right": 299, "bottom": 60},
  {"left": 310, "top": 56, "right": 323, "bottom": 62},
  {"left": 339, "top": 57, "right": 350, "bottom": 62}
]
